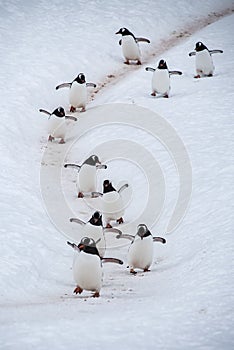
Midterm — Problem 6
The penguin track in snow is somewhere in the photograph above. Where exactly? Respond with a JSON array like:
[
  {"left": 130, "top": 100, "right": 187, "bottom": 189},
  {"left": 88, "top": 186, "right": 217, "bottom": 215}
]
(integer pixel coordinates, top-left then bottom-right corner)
[{"left": 89, "top": 7, "right": 234, "bottom": 102}]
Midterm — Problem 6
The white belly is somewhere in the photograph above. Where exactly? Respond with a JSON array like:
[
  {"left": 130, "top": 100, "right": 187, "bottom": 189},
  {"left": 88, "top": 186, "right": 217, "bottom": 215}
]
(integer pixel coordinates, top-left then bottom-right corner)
[
  {"left": 152, "top": 69, "right": 170, "bottom": 95},
  {"left": 77, "top": 164, "right": 97, "bottom": 192},
  {"left": 196, "top": 50, "right": 214, "bottom": 75},
  {"left": 82, "top": 223, "right": 106, "bottom": 258},
  {"left": 102, "top": 191, "right": 124, "bottom": 221},
  {"left": 128, "top": 236, "right": 153, "bottom": 270},
  {"left": 73, "top": 252, "right": 102, "bottom": 292},
  {"left": 122, "top": 36, "right": 140, "bottom": 61},
  {"left": 69, "top": 82, "right": 87, "bottom": 108},
  {"left": 48, "top": 115, "right": 66, "bottom": 139}
]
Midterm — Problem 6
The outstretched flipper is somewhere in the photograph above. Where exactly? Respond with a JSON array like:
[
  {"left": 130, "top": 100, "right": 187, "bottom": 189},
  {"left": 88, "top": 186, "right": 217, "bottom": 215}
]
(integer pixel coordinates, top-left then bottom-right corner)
[
  {"left": 39, "top": 109, "right": 51, "bottom": 116},
  {"left": 169, "top": 70, "right": 182, "bottom": 76},
  {"left": 153, "top": 237, "right": 166, "bottom": 244},
  {"left": 136, "top": 37, "right": 150, "bottom": 43},
  {"left": 209, "top": 49, "right": 223, "bottom": 54},
  {"left": 65, "top": 116, "right": 77, "bottom": 121},
  {"left": 55, "top": 82, "right": 72, "bottom": 90},
  {"left": 104, "top": 227, "right": 122, "bottom": 235},
  {"left": 86, "top": 82, "right": 97, "bottom": 88},
  {"left": 96, "top": 164, "right": 107, "bottom": 170},
  {"left": 145, "top": 67, "right": 156, "bottom": 72},
  {"left": 118, "top": 183, "right": 129, "bottom": 194},
  {"left": 116, "top": 233, "right": 135, "bottom": 242},
  {"left": 188, "top": 51, "right": 196, "bottom": 57},
  {"left": 119, "top": 39, "right": 122, "bottom": 46},
  {"left": 101, "top": 257, "right": 123, "bottom": 265},
  {"left": 64, "top": 163, "right": 81, "bottom": 171},
  {"left": 70, "top": 218, "right": 86, "bottom": 225},
  {"left": 67, "top": 241, "right": 80, "bottom": 252}
]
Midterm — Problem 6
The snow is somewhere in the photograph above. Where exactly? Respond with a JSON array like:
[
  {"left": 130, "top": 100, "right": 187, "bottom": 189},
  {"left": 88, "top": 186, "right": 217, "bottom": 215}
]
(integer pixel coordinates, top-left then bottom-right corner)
[{"left": 0, "top": 1, "right": 234, "bottom": 349}]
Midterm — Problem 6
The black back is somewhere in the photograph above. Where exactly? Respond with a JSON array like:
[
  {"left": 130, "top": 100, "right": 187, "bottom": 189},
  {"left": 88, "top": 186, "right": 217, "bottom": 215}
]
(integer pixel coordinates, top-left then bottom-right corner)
[
  {"left": 78, "top": 237, "right": 100, "bottom": 256},
  {"left": 83, "top": 155, "right": 100, "bottom": 166}
]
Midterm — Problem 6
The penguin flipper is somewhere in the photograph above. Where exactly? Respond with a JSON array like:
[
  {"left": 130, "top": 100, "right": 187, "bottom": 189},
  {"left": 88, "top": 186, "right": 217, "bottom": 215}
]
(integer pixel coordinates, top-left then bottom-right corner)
[
  {"left": 118, "top": 183, "right": 129, "bottom": 194},
  {"left": 209, "top": 49, "right": 223, "bottom": 54},
  {"left": 101, "top": 257, "right": 123, "bottom": 265},
  {"left": 64, "top": 163, "right": 81, "bottom": 171},
  {"left": 169, "top": 70, "right": 183, "bottom": 76},
  {"left": 119, "top": 39, "right": 122, "bottom": 46},
  {"left": 145, "top": 67, "right": 155, "bottom": 72},
  {"left": 55, "top": 82, "right": 72, "bottom": 90},
  {"left": 104, "top": 228, "right": 122, "bottom": 235},
  {"left": 188, "top": 51, "right": 196, "bottom": 57},
  {"left": 136, "top": 37, "right": 150, "bottom": 44},
  {"left": 69, "top": 218, "right": 86, "bottom": 225},
  {"left": 86, "top": 82, "right": 97, "bottom": 88},
  {"left": 39, "top": 109, "right": 51, "bottom": 116},
  {"left": 96, "top": 164, "right": 107, "bottom": 170},
  {"left": 153, "top": 237, "right": 166, "bottom": 244},
  {"left": 65, "top": 116, "right": 77, "bottom": 121},
  {"left": 116, "top": 233, "right": 134, "bottom": 242},
  {"left": 67, "top": 241, "right": 80, "bottom": 251},
  {"left": 91, "top": 191, "right": 103, "bottom": 198}
]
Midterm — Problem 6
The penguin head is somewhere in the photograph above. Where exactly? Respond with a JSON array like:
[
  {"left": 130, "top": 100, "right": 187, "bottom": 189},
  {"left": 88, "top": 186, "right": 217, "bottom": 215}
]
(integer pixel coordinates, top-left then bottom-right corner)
[
  {"left": 158, "top": 59, "right": 168, "bottom": 70},
  {"left": 74, "top": 73, "right": 86, "bottom": 84},
  {"left": 84, "top": 155, "right": 101, "bottom": 166},
  {"left": 195, "top": 42, "right": 208, "bottom": 52},
  {"left": 103, "top": 179, "right": 116, "bottom": 193},
  {"left": 115, "top": 27, "right": 134, "bottom": 37},
  {"left": 78, "top": 237, "right": 100, "bottom": 256},
  {"left": 136, "top": 224, "right": 151, "bottom": 240},
  {"left": 52, "top": 106, "right": 65, "bottom": 118},
  {"left": 89, "top": 211, "right": 103, "bottom": 226}
]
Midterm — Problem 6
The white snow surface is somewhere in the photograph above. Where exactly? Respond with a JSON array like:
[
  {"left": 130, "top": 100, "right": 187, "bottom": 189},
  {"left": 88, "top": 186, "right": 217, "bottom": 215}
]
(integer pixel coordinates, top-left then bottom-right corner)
[{"left": 0, "top": 1, "right": 234, "bottom": 349}]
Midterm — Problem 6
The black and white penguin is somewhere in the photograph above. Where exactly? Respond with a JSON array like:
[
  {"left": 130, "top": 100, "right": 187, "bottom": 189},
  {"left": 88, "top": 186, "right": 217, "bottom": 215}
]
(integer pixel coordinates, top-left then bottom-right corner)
[
  {"left": 116, "top": 224, "right": 166, "bottom": 274},
  {"left": 39, "top": 107, "right": 77, "bottom": 143},
  {"left": 115, "top": 27, "right": 150, "bottom": 65},
  {"left": 64, "top": 155, "right": 107, "bottom": 198},
  {"left": 56, "top": 73, "right": 96, "bottom": 112},
  {"left": 145, "top": 59, "right": 182, "bottom": 98},
  {"left": 67, "top": 237, "right": 123, "bottom": 297},
  {"left": 101, "top": 180, "right": 128, "bottom": 228},
  {"left": 189, "top": 41, "right": 223, "bottom": 78}
]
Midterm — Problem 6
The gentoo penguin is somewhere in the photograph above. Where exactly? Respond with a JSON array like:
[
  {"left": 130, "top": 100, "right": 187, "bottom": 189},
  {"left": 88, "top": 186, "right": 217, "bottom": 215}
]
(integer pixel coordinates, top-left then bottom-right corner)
[
  {"left": 39, "top": 107, "right": 77, "bottom": 143},
  {"left": 101, "top": 180, "right": 128, "bottom": 228},
  {"left": 70, "top": 211, "right": 106, "bottom": 258},
  {"left": 115, "top": 27, "right": 150, "bottom": 65},
  {"left": 145, "top": 60, "right": 182, "bottom": 98},
  {"left": 64, "top": 155, "right": 107, "bottom": 198},
  {"left": 189, "top": 41, "right": 223, "bottom": 78},
  {"left": 70, "top": 211, "right": 122, "bottom": 258},
  {"left": 67, "top": 237, "right": 123, "bottom": 297},
  {"left": 56, "top": 73, "right": 96, "bottom": 112},
  {"left": 116, "top": 224, "right": 166, "bottom": 274}
]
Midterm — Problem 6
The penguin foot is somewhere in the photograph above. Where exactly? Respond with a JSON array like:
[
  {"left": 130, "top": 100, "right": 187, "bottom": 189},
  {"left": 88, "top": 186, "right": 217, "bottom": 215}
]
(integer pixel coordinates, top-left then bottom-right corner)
[
  {"left": 130, "top": 268, "right": 137, "bottom": 275},
  {"left": 78, "top": 192, "right": 84, "bottom": 198},
  {"left": 194, "top": 74, "right": 201, "bottom": 79},
  {"left": 207, "top": 73, "right": 213, "bottom": 77},
  {"left": 48, "top": 135, "right": 54, "bottom": 142},
  {"left": 92, "top": 291, "right": 100, "bottom": 298},
  {"left": 116, "top": 217, "right": 124, "bottom": 225},
  {"left": 59, "top": 138, "right": 65, "bottom": 144},
  {"left": 106, "top": 223, "right": 113, "bottom": 229},
  {"left": 124, "top": 60, "right": 130, "bottom": 65},
  {"left": 74, "top": 286, "right": 83, "bottom": 294},
  {"left": 151, "top": 92, "right": 156, "bottom": 97},
  {"left": 163, "top": 94, "right": 169, "bottom": 98},
  {"left": 136, "top": 60, "right": 142, "bottom": 65},
  {"left": 81, "top": 107, "right": 86, "bottom": 112},
  {"left": 70, "top": 106, "right": 76, "bottom": 112}
]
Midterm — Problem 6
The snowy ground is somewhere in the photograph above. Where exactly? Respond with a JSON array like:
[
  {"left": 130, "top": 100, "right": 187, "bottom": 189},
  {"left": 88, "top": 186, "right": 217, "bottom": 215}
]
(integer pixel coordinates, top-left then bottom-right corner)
[{"left": 0, "top": 1, "right": 234, "bottom": 349}]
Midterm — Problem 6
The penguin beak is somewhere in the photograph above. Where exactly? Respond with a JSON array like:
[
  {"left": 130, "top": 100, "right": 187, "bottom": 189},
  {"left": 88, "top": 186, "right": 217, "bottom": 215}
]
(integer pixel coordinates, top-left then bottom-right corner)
[
  {"left": 115, "top": 30, "right": 121, "bottom": 35},
  {"left": 78, "top": 244, "right": 85, "bottom": 251}
]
